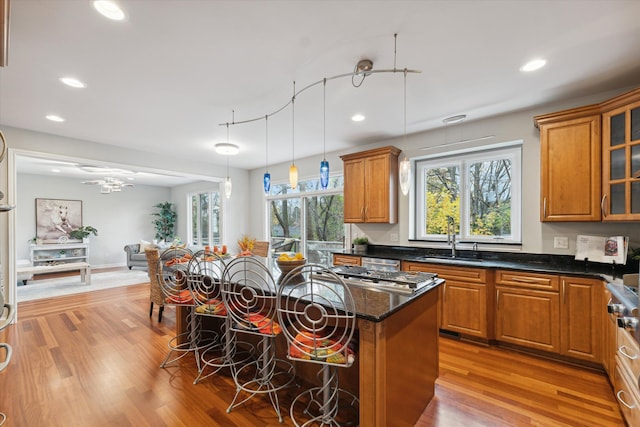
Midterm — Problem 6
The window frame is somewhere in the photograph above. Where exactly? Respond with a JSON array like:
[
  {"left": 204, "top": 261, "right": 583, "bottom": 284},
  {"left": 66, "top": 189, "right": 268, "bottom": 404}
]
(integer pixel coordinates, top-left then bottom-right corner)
[
  {"left": 187, "top": 189, "right": 222, "bottom": 247},
  {"left": 410, "top": 140, "right": 522, "bottom": 244},
  {"left": 265, "top": 175, "right": 345, "bottom": 264}
]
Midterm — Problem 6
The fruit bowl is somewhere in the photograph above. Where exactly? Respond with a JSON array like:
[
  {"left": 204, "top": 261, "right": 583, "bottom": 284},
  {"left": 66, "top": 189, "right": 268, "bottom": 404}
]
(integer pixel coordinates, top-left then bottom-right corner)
[{"left": 276, "top": 257, "right": 307, "bottom": 283}]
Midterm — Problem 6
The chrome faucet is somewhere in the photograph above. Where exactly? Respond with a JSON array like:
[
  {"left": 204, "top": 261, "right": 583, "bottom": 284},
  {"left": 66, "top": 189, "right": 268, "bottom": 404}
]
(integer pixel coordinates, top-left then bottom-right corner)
[{"left": 446, "top": 216, "right": 456, "bottom": 258}]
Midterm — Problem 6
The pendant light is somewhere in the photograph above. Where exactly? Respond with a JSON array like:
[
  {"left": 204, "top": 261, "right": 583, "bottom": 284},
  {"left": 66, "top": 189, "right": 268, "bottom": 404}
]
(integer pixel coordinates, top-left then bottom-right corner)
[
  {"left": 263, "top": 115, "right": 271, "bottom": 194},
  {"left": 399, "top": 69, "right": 411, "bottom": 196},
  {"left": 289, "top": 81, "right": 298, "bottom": 190},
  {"left": 320, "top": 78, "right": 329, "bottom": 189},
  {"left": 224, "top": 122, "right": 232, "bottom": 198}
]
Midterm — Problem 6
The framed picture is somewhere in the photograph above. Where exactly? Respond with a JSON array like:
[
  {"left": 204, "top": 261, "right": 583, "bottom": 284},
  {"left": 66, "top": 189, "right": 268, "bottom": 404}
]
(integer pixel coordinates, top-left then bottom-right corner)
[{"left": 35, "top": 198, "right": 82, "bottom": 243}]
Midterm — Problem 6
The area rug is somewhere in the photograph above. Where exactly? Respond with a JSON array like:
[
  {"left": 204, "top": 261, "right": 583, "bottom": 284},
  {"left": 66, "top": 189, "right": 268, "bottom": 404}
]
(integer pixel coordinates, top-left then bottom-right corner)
[{"left": 17, "top": 269, "right": 150, "bottom": 302}]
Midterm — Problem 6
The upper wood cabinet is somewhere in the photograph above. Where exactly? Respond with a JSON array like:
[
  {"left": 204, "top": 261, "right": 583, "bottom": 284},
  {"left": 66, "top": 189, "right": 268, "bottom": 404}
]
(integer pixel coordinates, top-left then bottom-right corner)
[
  {"left": 601, "top": 88, "right": 640, "bottom": 221},
  {"left": 534, "top": 105, "right": 602, "bottom": 222},
  {"left": 341, "top": 146, "right": 400, "bottom": 224}
]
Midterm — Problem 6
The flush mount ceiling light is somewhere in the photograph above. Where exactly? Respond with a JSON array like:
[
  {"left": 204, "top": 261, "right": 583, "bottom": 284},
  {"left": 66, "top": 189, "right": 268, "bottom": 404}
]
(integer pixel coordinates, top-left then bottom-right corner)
[
  {"left": 59, "top": 77, "right": 86, "bottom": 89},
  {"left": 82, "top": 176, "right": 133, "bottom": 194},
  {"left": 214, "top": 142, "right": 239, "bottom": 155},
  {"left": 46, "top": 114, "right": 65, "bottom": 122},
  {"left": 93, "top": 1, "right": 125, "bottom": 21},
  {"left": 520, "top": 58, "right": 547, "bottom": 72}
]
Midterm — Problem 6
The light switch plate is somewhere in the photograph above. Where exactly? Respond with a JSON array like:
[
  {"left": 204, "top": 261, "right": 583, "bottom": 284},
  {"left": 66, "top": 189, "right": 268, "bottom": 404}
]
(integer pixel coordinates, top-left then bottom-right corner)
[
  {"left": 554, "top": 236, "right": 569, "bottom": 249},
  {"left": 390, "top": 233, "right": 399, "bottom": 242}
]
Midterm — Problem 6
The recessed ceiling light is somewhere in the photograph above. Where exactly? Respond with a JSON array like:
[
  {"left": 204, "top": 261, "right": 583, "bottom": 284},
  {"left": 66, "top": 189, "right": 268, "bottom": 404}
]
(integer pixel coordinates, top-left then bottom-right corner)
[
  {"left": 351, "top": 114, "right": 365, "bottom": 122},
  {"left": 520, "top": 58, "right": 547, "bottom": 72},
  {"left": 59, "top": 77, "right": 86, "bottom": 88},
  {"left": 93, "top": 1, "right": 126, "bottom": 21},
  {"left": 215, "top": 143, "right": 239, "bottom": 155},
  {"left": 51, "top": 169, "right": 61, "bottom": 173},
  {"left": 46, "top": 115, "right": 65, "bottom": 122}
]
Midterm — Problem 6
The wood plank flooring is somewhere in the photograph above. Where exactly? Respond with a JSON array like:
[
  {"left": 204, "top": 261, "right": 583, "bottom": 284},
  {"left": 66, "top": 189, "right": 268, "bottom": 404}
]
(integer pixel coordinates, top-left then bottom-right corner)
[{"left": 0, "top": 282, "right": 624, "bottom": 426}]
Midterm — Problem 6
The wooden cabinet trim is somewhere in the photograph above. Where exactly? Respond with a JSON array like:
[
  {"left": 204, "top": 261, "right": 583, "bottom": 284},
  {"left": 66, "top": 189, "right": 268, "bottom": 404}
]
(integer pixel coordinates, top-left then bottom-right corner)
[
  {"left": 403, "top": 261, "right": 486, "bottom": 283},
  {"left": 332, "top": 254, "right": 361, "bottom": 266},
  {"left": 534, "top": 104, "right": 601, "bottom": 128},
  {"left": 339, "top": 145, "right": 401, "bottom": 161},
  {"left": 495, "top": 269, "right": 559, "bottom": 291}
]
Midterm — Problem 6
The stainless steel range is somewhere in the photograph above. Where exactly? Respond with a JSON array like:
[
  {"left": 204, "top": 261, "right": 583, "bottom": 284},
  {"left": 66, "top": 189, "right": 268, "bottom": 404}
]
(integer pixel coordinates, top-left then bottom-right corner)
[
  {"left": 322, "top": 265, "right": 439, "bottom": 294},
  {"left": 607, "top": 274, "right": 639, "bottom": 342}
]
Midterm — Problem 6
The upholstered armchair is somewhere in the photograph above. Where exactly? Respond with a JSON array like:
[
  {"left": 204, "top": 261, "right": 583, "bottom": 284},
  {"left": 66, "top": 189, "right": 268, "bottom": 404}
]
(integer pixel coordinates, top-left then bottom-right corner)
[{"left": 124, "top": 244, "right": 149, "bottom": 270}]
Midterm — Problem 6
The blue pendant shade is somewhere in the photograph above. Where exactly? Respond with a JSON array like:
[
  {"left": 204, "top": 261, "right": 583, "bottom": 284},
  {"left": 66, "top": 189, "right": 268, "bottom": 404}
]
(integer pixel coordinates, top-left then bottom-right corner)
[
  {"left": 263, "top": 172, "right": 271, "bottom": 194},
  {"left": 320, "top": 159, "right": 329, "bottom": 189}
]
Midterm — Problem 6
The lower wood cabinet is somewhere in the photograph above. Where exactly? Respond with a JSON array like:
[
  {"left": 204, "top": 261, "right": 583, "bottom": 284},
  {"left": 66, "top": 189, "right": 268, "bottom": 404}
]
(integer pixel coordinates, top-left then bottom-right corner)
[
  {"left": 495, "top": 270, "right": 602, "bottom": 363},
  {"left": 332, "top": 254, "right": 361, "bottom": 266},
  {"left": 403, "top": 261, "right": 492, "bottom": 340}
]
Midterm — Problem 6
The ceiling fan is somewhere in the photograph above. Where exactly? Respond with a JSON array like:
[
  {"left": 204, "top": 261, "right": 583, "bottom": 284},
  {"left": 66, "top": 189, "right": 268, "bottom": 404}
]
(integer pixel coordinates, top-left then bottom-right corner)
[{"left": 81, "top": 176, "right": 134, "bottom": 194}]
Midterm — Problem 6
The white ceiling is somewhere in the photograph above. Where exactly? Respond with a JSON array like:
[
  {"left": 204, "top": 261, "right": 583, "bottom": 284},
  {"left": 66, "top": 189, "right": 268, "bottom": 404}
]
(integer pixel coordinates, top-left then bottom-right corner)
[{"left": 3, "top": 0, "right": 640, "bottom": 184}]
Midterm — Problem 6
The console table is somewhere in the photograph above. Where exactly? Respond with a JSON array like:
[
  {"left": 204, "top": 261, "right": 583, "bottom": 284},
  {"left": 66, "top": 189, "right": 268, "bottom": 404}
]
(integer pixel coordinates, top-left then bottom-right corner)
[{"left": 30, "top": 243, "right": 89, "bottom": 266}]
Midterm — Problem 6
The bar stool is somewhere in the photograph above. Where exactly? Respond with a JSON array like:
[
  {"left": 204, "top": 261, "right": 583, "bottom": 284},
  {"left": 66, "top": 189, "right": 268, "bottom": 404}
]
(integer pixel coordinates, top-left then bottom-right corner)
[
  {"left": 222, "top": 255, "right": 296, "bottom": 422},
  {"left": 1, "top": 285, "right": 16, "bottom": 425},
  {"left": 157, "top": 247, "right": 215, "bottom": 372},
  {"left": 277, "top": 263, "right": 359, "bottom": 427},
  {"left": 187, "top": 249, "right": 254, "bottom": 384}
]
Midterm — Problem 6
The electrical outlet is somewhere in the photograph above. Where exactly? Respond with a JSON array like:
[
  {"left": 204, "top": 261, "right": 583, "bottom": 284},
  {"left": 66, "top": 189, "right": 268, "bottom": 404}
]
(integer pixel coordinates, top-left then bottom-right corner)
[
  {"left": 554, "top": 236, "right": 569, "bottom": 249},
  {"left": 390, "top": 233, "right": 399, "bottom": 242}
]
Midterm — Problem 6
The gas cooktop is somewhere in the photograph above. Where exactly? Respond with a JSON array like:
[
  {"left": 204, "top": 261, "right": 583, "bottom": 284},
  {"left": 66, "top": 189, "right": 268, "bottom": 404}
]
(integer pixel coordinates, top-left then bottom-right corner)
[{"left": 323, "top": 265, "right": 439, "bottom": 294}]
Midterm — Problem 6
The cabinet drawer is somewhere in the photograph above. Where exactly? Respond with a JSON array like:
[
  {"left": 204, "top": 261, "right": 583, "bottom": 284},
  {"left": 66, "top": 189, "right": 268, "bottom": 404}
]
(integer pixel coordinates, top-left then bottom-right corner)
[
  {"left": 614, "top": 361, "right": 640, "bottom": 427},
  {"left": 412, "top": 263, "right": 486, "bottom": 284},
  {"left": 333, "top": 254, "right": 361, "bottom": 266},
  {"left": 617, "top": 327, "right": 640, "bottom": 381},
  {"left": 495, "top": 270, "right": 559, "bottom": 291}
]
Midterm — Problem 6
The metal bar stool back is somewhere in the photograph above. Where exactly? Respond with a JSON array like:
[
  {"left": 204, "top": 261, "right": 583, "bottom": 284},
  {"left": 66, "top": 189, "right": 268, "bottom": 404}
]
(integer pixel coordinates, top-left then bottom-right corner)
[
  {"left": 187, "top": 249, "right": 253, "bottom": 384},
  {"left": 277, "top": 263, "right": 359, "bottom": 426},
  {"left": 157, "top": 247, "right": 215, "bottom": 372},
  {"left": 222, "top": 255, "right": 296, "bottom": 422}
]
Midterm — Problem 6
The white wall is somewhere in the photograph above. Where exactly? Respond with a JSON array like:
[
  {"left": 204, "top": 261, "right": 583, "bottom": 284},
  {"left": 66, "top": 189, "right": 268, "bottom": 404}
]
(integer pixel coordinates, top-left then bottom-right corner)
[
  {"left": 249, "top": 86, "right": 640, "bottom": 255},
  {"left": 16, "top": 172, "right": 170, "bottom": 267}
]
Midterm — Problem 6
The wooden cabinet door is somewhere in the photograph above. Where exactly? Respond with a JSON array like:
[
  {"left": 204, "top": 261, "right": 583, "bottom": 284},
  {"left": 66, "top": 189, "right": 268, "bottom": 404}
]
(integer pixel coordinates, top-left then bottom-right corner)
[
  {"left": 441, "top": 279, "right": 487, "bottom": 338},
  {"left": 363, "top": 153, "right": 391, "bottom": 223},
  {"left": 603, "top": 288, "right": 617, "bottom": 384},
  {"left": 341, "top": 146, "right": 400, "bottom": 224},
  {"left": 343, "top": 158, "right": 366, "bottom": 222},
  {"left": 601, "top": 89, "right": 640, "bottom": 221},
  {"left": 537, "top": 111, "right": 601, "bottom": 221},
  {"left": 560, "top": 276, "right": 602, "bottom": 363},
  {"left": 404, "top": 261, "right": 490, "bottom": 339},
  {"left": 496, "top": 286, "right": 560, "bottom": 353}
]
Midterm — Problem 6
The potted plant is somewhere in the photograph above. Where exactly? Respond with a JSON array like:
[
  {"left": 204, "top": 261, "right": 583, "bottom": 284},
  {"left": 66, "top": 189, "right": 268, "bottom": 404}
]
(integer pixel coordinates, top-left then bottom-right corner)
[
  {"left": 353, "top": 236, "right": 369, "bottom": 253},
  {"left": 69, "top": 226, "right": 98, "bottom": 241},
  {"left": 152, "top": 202, "right": 177, "bottom": 243}
]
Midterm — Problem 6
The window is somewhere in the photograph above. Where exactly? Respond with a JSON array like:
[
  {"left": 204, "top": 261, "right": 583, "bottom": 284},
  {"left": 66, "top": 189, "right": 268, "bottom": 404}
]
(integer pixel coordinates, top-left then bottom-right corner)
[
  {"left": 268, "top": 176, "right": 344, "bottom": 266},
  {"left": 413, "top": 142, "right": 522, "bottom": 244},
  {"left": 188, "top": 190, "right": 221, "bottom": 246}
]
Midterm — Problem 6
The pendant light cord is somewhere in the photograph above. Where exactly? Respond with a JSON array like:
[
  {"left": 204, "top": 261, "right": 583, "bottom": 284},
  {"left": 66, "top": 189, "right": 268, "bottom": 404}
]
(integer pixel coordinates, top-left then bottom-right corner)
[
  {"left": 403, "top": 68, "right": 407, "bottom": 143},
  {"left": 323, "top": 78, "right": 326, "bottom": 160},
  {"left": 292, "top": 81, "right": 295, "bottom": 166},
  {"left": 265, "top": 115, "right": 268, "bottom": 173}
]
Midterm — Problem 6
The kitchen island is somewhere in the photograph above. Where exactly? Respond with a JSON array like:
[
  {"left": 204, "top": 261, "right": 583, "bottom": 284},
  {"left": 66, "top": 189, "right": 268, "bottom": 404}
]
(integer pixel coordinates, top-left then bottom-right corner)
[{"left": 176, "top": 270, "right": 443, "bottom": 427}]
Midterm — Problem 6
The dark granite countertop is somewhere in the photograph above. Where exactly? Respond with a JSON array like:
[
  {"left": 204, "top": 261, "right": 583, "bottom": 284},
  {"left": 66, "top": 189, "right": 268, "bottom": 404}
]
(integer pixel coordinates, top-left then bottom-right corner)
[
  {"left": 279, "top": 274, "right": 444, "bottom": 323},
  {"left": 335, "top": 245, "right": 639, "bottom": 285}
]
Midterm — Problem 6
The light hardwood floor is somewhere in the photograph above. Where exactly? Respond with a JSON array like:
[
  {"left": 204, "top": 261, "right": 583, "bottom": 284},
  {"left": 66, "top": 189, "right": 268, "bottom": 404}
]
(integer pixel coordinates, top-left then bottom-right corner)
[{"left": 0, "top": 282, "right": 624, "bottom": 426}]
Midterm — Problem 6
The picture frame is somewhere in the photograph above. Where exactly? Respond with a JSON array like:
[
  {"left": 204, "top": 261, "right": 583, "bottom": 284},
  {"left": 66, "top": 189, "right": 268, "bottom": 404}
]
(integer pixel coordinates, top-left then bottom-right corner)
[{"left": 35, "top": 198, "right": 83, "bottom": 244}]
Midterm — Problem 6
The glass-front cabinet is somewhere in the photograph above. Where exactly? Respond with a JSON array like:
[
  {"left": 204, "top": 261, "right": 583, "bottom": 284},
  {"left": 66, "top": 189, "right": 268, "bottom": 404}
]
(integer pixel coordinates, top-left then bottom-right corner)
[{"left": 602, "top": 95, "right": 640, "bottom": 221}]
